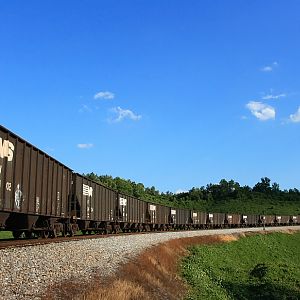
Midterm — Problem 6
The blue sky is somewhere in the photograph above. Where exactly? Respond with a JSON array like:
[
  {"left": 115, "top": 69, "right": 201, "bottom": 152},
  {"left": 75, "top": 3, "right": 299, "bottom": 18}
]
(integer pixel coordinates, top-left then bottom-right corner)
[{"left": 1, "top": 1, "right": 300, "bottom": 193}]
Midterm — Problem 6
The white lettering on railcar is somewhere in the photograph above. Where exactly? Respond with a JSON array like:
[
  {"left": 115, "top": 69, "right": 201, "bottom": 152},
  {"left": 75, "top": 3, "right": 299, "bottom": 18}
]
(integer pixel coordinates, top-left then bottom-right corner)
[
  {"left": 149, "top": 205, "right": 156, "bottom": 211},
  {"left": 6, "top": 182, "right": 12, "bottom": 191},
  {"left": 36, "top": 197, "right": 40, "bottom": 213},
  {"left": 171, "top": 209, "right": 176, "bottom": 215},
  {"left": 228, "top": 215, "right": 232, "bottom": 219},
  {"left": 243, "top": 215, "right": 247, "bottom": 219},
  {"left": 119, "top": 197, "right": 127, "bottom": 206},
  {"left": 87, "top": 197, "right": 91, "bottom": 219},
  {"left": 15, "top": 184, "right": 22, "bottom": 210},
  {"left": 83, "top": 184, "right": 93, "bottom": 197},
  {"left": 0, "top": 139, "right": 14, "bottom": 162},
  {"left": 193, "top": 212, "right": 197, "bottom": 217},
  {"left": 209, "top": 213, "right": 213, "bottom": 218}
]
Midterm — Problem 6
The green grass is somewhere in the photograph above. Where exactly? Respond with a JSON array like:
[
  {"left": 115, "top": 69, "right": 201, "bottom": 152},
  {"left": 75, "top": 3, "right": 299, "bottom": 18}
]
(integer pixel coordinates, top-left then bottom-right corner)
[
  {"left": 0, "top": 231, "right": 13, "bottom": 239},
  {"left": 181, "top": 232, "right": 300, "bottom": 300}
]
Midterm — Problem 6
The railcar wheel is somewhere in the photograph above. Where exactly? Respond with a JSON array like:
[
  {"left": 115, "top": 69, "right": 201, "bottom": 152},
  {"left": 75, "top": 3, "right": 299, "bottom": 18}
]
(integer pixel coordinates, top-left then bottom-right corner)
[
  {"left": 42, "top": 231, "right": 49, "bottom": 239},
  {"left": 12, "top": 231, "right": 22, "bottom": 239},
  {"left": 25, "top": 231, "right": 33, "bottom": 239},
  {"left": 51, "top": 229, "right": 57, "bottom": 238}
]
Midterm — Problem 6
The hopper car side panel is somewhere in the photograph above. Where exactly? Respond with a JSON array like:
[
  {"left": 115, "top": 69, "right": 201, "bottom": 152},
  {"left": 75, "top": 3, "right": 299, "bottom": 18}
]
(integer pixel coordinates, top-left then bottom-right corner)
[
  {"left": 275, "top": 215, "right": 290, "bottom": 225},
  {"left": 0, "top": 125, "right": 73, "bottom": 233},
  {"left": 173, "top": 208, "right": 191, "bottom": 228},
  {"left": 207, "top": 213, "right": 226, "bottom": 228},
  {"left": 73, "top": 173, "right": 118, "bottom": 232},
  {"left": 247, "top": 215, "right": 260, "bottom": 226},
  {"left": 191, "top": 211, "right": 206, "bottom": 228},
  {"left": 225, "top": 213, "right": 240, "bottom": 227},
  {"left": 155, "top": 204, "right": 170, "bottom": 229},
  {"left": 264, "top": 215, "right": 275, "bottom": 226},
  {"left": 117, "top": 193, "right": 147, "bottom": 231}
]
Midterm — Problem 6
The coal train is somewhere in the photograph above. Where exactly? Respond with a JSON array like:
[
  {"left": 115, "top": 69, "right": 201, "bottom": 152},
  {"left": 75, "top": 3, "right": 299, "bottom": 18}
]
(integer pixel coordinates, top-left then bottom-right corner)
[{"left": 0, "top": 125, "right": 299, "bottom": 239}]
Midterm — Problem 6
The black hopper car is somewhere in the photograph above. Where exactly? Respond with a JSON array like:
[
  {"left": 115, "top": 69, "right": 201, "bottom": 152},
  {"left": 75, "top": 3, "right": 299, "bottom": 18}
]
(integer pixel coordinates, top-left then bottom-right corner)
[{"left": 0, "top": 125, "right": 299, "bottom": 238}]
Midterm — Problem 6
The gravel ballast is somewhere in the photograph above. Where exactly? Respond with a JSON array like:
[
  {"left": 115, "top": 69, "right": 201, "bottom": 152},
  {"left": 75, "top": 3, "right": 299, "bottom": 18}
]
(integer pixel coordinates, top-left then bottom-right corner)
[{"left": 0, "top": 226, "right": 299, "bottom": 299}]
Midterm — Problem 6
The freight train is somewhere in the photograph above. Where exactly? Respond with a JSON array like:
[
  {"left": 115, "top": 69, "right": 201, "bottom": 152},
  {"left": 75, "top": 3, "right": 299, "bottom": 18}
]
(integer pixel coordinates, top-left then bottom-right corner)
[{"left": 0, "top": 125, "right": 299, "bottom": 239}]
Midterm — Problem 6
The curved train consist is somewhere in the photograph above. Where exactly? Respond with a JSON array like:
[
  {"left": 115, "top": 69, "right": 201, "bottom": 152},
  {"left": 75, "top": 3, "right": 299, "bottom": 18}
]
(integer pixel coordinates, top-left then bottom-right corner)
[{"left": 0, "top": 125, "right": 299, "bottom": 238}]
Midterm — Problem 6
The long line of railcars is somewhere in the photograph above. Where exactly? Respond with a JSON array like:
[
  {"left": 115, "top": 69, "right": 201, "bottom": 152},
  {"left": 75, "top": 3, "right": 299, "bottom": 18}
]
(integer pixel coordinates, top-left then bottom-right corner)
[{"left": 0, "top": 125, "right": 299, "bottom": 239}]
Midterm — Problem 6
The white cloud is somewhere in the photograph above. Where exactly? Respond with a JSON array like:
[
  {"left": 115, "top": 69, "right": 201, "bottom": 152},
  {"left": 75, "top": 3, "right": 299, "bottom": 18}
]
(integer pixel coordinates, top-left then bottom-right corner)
[
  {"left": 289, "top": 107, "right": 300, "bottom": 123},
  {"left": 175, "top": 189, "right": 188, "bottom": 194},
  {"left": 260, "top": 61, "right": 278, "bottom": 72},
  {"left": 94, "top": 91, "right": 115, "bottom": 100},
  {"left": 79, "top": 104, "right": 92, "bottom": 113},
  {"left": 262, "top": 93, "right": 286, "bottom": 100},
  {"left": 77, "top": 143, "right": 94, "bottom": 149},
  {"left": 246, "top": 101, "right": 276, "bottom": 121},
  {"left": 261, "top": 66, "right": 273, "bottom": 72},
  {"left": 111, "top": 106, "right": 142, "bottom": 122}
]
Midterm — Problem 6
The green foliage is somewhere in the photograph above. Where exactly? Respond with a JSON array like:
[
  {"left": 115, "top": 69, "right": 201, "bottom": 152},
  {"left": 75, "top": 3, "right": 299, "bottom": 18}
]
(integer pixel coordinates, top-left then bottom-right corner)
[
  {"left": 181, "top": 232, "right": 300, "bottom": 300},
  {"left": 0, "top": 231, "right": 13, "bottom": 239},
  {"left": 83, "top": 173, "right": 300, "bottom": 215}
]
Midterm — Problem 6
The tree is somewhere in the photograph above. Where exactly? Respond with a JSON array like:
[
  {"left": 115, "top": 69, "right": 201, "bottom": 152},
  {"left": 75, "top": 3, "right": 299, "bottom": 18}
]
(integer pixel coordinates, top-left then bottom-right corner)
[{"left": 253, "top": 177, "right": 272, "bottom": 193}]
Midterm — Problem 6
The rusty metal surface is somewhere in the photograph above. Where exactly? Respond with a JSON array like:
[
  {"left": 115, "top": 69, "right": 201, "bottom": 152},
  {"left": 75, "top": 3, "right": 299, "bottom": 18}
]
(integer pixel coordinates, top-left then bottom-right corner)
[
  {"left": 208, "top": 213, "right": 226, "bottom": 226},
  {"left": 0, "top": 126, "right": 72, "bottom": 223},
  {"left": 118, "top": 193, "right": 147, "bottom": 223},
  {"left": 226, "top": 213, "right": 240, "bottom": 225},
  {"left": 191, "top": 211, "right": 206, "bottom": 225},
  {"left": 173, "top": 208, "right": 191, "bottom": 225}
]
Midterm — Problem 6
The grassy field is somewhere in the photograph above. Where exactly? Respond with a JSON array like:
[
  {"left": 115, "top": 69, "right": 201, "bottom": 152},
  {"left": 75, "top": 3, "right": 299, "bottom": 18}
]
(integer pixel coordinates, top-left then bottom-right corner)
[
  {"left": 181, "top": 232, "right": 300, "bottom": 300},
  {"left": 0, "top": 231, "right": 13, "bottom": 239}
]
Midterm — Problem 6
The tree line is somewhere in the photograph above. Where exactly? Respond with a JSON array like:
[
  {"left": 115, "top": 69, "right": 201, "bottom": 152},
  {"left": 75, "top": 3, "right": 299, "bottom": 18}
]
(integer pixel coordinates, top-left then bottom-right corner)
[{"left": 84, "top": 173, "right": 300, "bottom": 214}]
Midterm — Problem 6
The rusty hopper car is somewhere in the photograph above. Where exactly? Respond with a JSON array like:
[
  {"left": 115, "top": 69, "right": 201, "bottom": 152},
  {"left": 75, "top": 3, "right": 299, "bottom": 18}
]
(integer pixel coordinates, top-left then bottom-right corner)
[
  {"left": 171, "top": 208, "right": 191, "bottom": 229},
  {"left": 191, "top": 211, "right": 206, "bottom": 228},
  {"left": 240, "top": 215, "right": 249, "bottom": 226},
  {"left": 117, "top": 193, "right": 147, "bottom": 232},
  {"left": 72, "top": 173, "right": 117, "bottom": 234},
  {"left": 1, "top": 125, "right": 299, "bottom": 239},
  {"left": 264, "top": 215, "right": 276, "bottom": 226},
  {"left": 247, "top": 215, "right": 260, "bottom": 227},
  {"left": 157, "top": 204, "right": 170, "bottom": 230},
  {"left": 207, "top": 213, "right": 226, "bottom": 228},
  {"left": 275, "top": 215, "right": 290, "bottom": 225},
  {"left": 0, "top": 125, "right": 74, "bottom": 238},
  {"left": 144, "top": 203, "right": 169, "bottom": 231},
  {"left": 290, "top": 215, "right": 298, "bottom": 225},
  {"left": 225, "top": 213, "right": 240, "bottom": 228}
]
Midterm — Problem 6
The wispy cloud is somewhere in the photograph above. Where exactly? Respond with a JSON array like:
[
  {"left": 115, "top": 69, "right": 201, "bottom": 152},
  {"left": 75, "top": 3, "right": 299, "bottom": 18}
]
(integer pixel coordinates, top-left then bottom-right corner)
[
  {"left": 77, "top": 143, "right": 94, "bottom": 149},
  {"left": 289, "top": 107, "right": 300, "bottom": 123},
  {"left": 79, "top": 104, "right": 92, "bottom": 113},
  {"left": 262, "top": 93, "right": 286, "bottom": 100},
  {"left": 260, "top": 61, "right": 278, "bottom": 72},
  {"left": 246, "top": 101, "right": 276, "bottom": 121},
  {"left": 175, "top": 189, "right": 188, "bottom": 194},
  {"left": 94, "top": 91, "right": 115, "bottom": 100},
  {"left": 110, "top": 106, "right": 142, "bottom": 122}
]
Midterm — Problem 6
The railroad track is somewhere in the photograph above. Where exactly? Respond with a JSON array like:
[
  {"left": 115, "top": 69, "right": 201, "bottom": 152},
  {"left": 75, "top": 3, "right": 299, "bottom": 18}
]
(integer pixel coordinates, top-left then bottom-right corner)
[
  {"left": 0, "top": 229, "right": 195, "bottom": 249},
  {"left": 0, "top": 225, "right": 297, "bottom": 250}
]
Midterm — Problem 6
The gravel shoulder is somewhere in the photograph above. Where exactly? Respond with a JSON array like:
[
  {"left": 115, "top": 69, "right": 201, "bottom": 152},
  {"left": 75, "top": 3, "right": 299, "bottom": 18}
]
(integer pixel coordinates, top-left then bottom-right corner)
[{"left": 1, "top": 226, "right": 299, "bottom": 299}]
